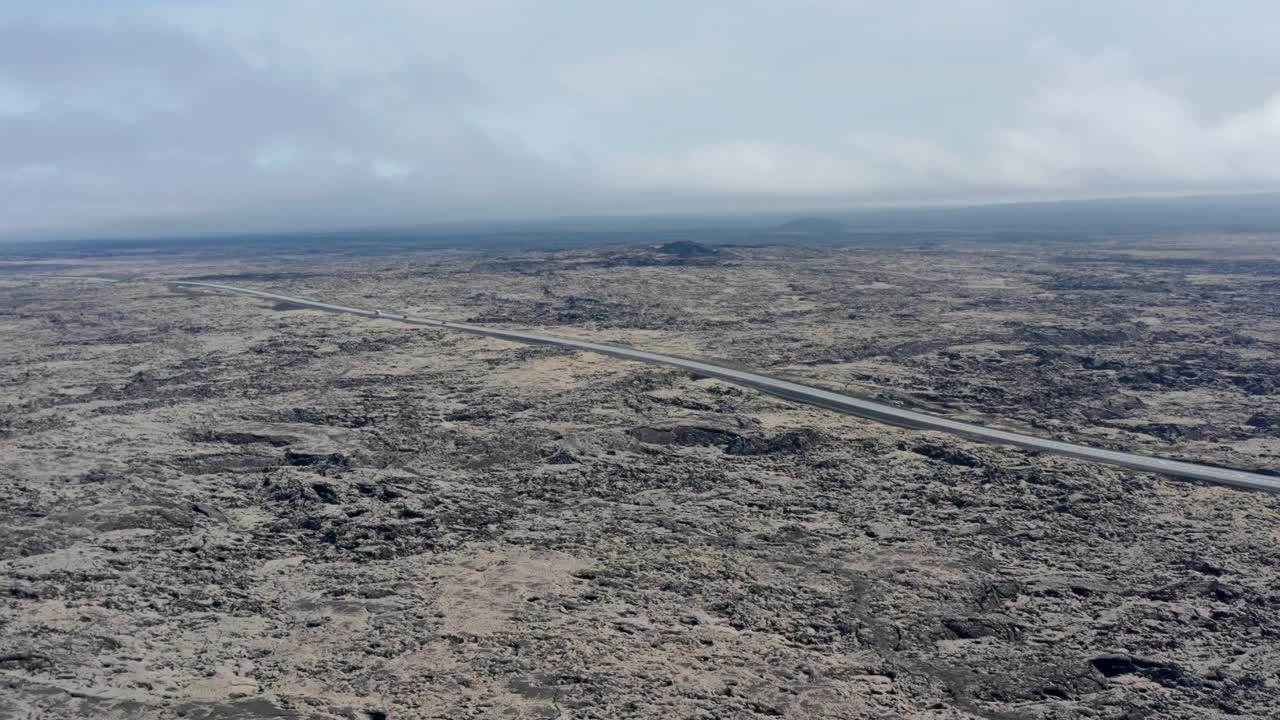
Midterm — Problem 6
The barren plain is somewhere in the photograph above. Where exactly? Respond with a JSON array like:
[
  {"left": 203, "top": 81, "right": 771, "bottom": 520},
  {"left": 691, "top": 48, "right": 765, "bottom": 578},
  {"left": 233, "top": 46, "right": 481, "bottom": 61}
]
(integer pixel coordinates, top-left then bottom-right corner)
[{"left": 2, "top": 237, "right": 1280, "bottom": 719}]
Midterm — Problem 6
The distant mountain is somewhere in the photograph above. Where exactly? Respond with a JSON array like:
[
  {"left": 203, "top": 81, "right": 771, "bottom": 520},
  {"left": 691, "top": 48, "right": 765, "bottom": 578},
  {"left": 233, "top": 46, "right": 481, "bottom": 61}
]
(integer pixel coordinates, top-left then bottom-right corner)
[
  {"left": 823, "top": 192, "right": 1280, "bottom": 234},
  {"left": 775, "top": 217, "right": 847, "bottom": 234},
  {"left": 10, "top": 191, "right": 1280, "bottom": 257},
  {"left": 655, "top": 240, "right": 719, "bottom": 257}
]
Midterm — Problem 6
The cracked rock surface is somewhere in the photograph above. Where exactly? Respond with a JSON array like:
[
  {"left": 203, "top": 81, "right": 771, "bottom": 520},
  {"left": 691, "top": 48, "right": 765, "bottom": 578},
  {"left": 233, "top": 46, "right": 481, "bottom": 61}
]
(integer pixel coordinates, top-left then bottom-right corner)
[{"left": 2, "top": 240, "right": 1279, "bottom": 718}]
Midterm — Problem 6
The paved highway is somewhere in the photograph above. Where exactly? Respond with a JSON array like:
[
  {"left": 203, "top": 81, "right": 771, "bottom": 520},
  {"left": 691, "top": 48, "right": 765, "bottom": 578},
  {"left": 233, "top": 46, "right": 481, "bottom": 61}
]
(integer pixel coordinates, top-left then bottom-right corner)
[{"left": 169, "top": 280, "right": 1280, "bottom": 494}]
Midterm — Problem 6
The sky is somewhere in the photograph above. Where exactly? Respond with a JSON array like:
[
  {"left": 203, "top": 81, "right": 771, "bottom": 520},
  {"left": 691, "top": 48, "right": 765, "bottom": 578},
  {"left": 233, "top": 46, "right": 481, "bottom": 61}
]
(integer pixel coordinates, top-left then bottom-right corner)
[{"left": 3, "top": 1, "right": 1280, "bottom": 238}]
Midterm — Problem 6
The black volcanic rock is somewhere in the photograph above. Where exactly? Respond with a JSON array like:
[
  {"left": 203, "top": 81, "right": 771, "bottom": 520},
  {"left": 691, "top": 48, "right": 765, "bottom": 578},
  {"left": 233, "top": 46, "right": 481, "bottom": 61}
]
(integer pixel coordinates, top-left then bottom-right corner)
[{"left": 1246, "top": 413, "right": 1275, "bottom": 429}]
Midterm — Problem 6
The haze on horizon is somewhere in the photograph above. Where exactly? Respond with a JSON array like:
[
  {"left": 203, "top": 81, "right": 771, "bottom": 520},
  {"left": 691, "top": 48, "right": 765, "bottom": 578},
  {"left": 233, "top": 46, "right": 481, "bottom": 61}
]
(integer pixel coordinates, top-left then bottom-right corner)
[{"left": 4, "top": 1, "right": 1280, "bottom": 239}]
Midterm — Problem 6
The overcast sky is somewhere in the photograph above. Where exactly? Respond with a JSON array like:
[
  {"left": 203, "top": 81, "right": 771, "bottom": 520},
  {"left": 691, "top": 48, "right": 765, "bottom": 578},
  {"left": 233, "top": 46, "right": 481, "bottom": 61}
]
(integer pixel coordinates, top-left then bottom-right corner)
[{"left": 4, "top": 1, "right": 1280, "bottom": 237}]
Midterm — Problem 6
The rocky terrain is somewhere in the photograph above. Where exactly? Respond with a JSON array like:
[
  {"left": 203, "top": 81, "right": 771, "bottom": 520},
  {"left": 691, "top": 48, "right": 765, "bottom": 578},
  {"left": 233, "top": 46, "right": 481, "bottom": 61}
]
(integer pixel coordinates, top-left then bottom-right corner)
[{"left": 2, "top": 238, "right": 1279, "bottom": 718}]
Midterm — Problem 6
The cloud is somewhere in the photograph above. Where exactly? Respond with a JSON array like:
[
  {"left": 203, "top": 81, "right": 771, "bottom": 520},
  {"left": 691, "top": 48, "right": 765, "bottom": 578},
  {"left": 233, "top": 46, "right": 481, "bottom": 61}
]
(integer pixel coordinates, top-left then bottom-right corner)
[
  {"left": 595, "top": 52, "right": 1280, "bottom": 203},
  {"left": 559, "top": 51, "right": 703, "bottom": 111},
  {"left": 988, "top": 53, "right": 1280, "bottom": 191},
  {"left": 597, "top": 133, "right": 970, "bottom": 200},
  {"left": 0, "top": 16, "right": 582, "bottom": 234},
  {"left": 2, "top": 3, "right": 1279, "bottom": 237}
]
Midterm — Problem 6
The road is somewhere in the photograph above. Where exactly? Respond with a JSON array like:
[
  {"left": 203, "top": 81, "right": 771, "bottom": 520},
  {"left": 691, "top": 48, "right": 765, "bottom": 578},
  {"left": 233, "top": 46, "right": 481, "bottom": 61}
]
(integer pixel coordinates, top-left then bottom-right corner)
[{"left": 169, "top": 280, "right": 1280, "bottom": 494}]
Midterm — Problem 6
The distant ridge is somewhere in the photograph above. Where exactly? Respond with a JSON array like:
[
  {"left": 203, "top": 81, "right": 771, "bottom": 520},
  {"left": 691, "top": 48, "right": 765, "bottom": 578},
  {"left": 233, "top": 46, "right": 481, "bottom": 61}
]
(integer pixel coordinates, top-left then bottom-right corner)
[
  {"left": 655, "top": 240, "right": 719, "bottom": 257},
  {"left": 775, "top": 217, "right": 847, "bottom": 234},
  {"left": 6, "top": 191, "right": 1280, "bottom": 252}
]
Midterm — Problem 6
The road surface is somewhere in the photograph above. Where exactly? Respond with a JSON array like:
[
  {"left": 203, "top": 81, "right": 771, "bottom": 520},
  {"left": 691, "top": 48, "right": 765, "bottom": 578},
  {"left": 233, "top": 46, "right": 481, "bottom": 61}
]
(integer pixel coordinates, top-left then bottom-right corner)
[{"left": 169, "top": 280, "right": 1280, "bottom": 494}]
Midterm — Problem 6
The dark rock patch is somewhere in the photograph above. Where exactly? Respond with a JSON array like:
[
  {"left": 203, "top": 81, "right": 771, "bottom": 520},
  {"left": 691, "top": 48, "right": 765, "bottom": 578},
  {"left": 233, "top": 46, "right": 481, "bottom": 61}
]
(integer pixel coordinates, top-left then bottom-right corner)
[
  {"left": 1090, "top": 654, "right": 1191, "bottom": 688},
  {"left": 187, "top": 430, "right": 294, "bottom": 447},
  {"left": 1246, "top": 413, "right": 1275, "bottom": 429},
  {"left": 724, "top": 428, "right": 826, "bottom": 455},
  {"left": 631, "top": 425, "right": 826, "bottom": 456},
  {"left": 910, "top": 443, "right": 982, "bottom": 468},
  {"left": 1080, "top": 356, "right": 1125, "bottom": 371},
  {"left": 278, "top": 408, "right": 376, "bottom": 428},
  {"left": 311, "top": 482, "right": 340, "bottom": 504},
  {"left": 629, "top": 425, "right": 740, "bottom": 447},
  {"left": 942, "top": 616, "right": 1023, "bottom": 641},
  {"left": 1132, "top": 423, "right": 1205, "bottom": 442},
  {"left": 284, "top": 450, "right": 350, "bottom": 468},
  {"left": 544, "top": 449, "right": 579, "bottom": 465}
]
